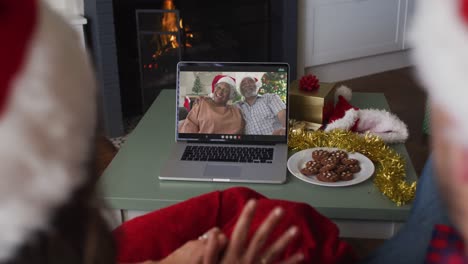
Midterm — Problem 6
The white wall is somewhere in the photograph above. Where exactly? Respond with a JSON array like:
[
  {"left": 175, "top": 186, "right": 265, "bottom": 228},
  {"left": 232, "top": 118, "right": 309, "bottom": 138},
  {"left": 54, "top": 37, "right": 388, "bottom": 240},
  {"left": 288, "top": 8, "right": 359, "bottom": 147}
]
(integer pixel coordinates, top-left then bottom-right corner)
[
  {"left": 297, "top": 0, "right": 413, "bottom": 82},
  {"left": 43, "top": 0, "right": 84, "bottom": 16}
]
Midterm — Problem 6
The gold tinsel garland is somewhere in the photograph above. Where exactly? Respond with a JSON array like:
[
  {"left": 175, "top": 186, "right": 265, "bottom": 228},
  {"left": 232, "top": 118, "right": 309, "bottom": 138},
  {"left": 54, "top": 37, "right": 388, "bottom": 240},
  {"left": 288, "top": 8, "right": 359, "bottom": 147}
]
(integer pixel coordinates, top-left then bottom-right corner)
[{"left": 288, "top": 128, "right": 417, "bottom": 206}]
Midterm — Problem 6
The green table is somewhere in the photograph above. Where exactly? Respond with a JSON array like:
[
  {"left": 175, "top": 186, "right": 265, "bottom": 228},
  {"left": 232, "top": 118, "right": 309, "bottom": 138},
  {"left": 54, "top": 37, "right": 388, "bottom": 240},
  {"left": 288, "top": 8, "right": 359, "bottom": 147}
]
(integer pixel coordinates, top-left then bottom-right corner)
[{"left": 101, "top": 90, "right": 417, "bottom": 238}]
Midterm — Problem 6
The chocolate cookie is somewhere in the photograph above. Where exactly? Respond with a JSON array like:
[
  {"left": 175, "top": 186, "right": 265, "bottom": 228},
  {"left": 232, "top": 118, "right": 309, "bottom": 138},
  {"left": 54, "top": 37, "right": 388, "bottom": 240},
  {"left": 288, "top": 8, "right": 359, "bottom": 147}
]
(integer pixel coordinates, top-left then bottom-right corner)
[
  {"left": 316, "top": 171, "right": 339, "bottom": 182},
  {"left": 312, "top": 150, "right": 330, "bottom": 161},
  {"left": 319, "top": 163, "right": 336, "bottom": 173},
  {"left": 334, "top": 164, "right": 348, "bottom": 174},
  {"left": 300, "top": 167, "right": 315, "bottom": 176},
  {"left": 339, "top": 171, "right": 354, "bottom": 181},
  {"left": 320, "top": 156, "right": 338, "bottom": 166},
  {"left": 306, "top": 160, "right": 321, "bottom": 169},
  {"left": 305, "top": 160, "right": 321, "bottom": 174},
  {"left": 348, "top": 164, "right": 361, "bottom": 173},
  {"left": 341, "top": 158, "right": 359, "bottom": 165},
  {"left": 310, "top": 167, "right": 321, "bottom": 174},
  {"left": 330, "top": 150, "right": 348, "bottom": 160}
]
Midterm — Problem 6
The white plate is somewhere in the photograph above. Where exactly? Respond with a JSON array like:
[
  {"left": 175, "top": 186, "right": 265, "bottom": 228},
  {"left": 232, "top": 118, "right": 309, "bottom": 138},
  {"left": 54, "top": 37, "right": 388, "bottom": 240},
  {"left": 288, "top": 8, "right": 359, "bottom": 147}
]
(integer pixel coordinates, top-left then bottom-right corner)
[{"left": 287, "top": 147, "right": 375, "bottom": 187}]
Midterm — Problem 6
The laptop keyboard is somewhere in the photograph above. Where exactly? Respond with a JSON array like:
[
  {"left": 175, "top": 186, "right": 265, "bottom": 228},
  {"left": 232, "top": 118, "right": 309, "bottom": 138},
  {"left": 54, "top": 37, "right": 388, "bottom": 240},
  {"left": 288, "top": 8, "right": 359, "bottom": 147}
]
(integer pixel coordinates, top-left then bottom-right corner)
[{"left": 181, "top": 146, "right": 274, "bottom": 163}]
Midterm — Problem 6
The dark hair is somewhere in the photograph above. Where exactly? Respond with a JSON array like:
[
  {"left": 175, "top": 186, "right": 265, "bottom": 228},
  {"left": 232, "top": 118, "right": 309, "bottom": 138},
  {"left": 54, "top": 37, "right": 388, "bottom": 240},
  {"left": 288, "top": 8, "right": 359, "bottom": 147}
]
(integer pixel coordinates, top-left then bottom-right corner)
[{"left": 6, "top": 138, "right": 116, "bottom": 264}]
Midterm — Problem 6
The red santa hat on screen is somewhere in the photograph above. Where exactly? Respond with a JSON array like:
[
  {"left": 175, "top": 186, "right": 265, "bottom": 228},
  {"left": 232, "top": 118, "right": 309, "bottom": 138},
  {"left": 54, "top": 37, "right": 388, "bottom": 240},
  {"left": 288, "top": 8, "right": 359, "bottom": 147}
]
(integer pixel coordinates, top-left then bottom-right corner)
[
  {"left": 410, "top": 0, "right": 468, "bottom": 143},
  {"left": 210, "top": 75, "right": 236, "bottom": 99},
  {"left": 324, "top": 86, "right": 409, "bottom": 143},
  {"left": 0, "top": 0, "right": 96, "bottom": 260}
]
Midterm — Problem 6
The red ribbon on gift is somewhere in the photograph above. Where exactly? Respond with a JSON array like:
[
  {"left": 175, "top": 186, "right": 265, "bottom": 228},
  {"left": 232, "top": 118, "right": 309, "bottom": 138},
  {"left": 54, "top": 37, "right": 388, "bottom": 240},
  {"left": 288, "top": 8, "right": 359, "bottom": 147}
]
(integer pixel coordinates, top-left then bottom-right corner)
[{"left": 299, "top": 74, "right": 320, "bottom": 92}]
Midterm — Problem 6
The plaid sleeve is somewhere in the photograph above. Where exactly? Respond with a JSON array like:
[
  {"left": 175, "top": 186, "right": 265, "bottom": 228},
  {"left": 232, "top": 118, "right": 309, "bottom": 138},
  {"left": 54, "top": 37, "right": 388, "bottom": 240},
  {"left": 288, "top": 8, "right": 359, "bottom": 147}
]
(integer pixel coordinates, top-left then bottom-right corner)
[
  {"left": 425, "top": 224, "right": 466, "bottom": 263},
  {"left": 265, "top": 94, "right": 286, "bottom": 116}
]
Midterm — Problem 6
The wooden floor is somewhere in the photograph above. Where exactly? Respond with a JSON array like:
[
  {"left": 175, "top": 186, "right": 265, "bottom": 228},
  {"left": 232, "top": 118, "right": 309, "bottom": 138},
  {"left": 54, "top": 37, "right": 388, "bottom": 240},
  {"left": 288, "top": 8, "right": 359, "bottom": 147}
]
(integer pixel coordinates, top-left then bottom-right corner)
[{"left": 96, "top": 67, "right": 430, "bottom": 260}]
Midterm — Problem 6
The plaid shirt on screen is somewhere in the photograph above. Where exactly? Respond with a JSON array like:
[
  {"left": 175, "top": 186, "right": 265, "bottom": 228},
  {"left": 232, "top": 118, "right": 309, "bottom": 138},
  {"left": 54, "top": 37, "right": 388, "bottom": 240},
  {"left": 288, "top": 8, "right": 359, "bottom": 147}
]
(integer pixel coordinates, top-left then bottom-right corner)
[
  {"left": 425, "top": 224, "right": 467, "bottom": 264},
  {"left": 236, "top": 94, "right": 286, "bottom": 135}
]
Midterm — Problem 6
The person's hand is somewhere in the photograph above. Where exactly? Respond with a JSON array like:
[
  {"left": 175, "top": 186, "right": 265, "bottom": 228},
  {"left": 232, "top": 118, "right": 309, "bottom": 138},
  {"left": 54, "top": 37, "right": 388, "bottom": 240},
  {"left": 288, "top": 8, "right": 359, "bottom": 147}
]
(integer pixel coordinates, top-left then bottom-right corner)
[
  {"left": 272, "top": 128, "right": 286, "bottom": 135},
  {"left": 203, "top": 200, "right": 304, "bottom": 264},
  {"left": 154, "top": 228, "right": 225, "bottom": 264},
  {"left": 156, "top": 240, "right": 205, "bottom": 264}
]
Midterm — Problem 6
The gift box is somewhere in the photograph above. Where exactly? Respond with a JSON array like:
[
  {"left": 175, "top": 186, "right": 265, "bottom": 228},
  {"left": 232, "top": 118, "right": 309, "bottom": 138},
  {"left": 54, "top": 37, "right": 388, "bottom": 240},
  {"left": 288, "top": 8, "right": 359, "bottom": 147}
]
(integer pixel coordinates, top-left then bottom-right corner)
[
  {"left": 289, "top": 81, "right": 336, "bottom": 125},
  {"left": 289, "top": 120, "right": 323, "bottom": 131}
]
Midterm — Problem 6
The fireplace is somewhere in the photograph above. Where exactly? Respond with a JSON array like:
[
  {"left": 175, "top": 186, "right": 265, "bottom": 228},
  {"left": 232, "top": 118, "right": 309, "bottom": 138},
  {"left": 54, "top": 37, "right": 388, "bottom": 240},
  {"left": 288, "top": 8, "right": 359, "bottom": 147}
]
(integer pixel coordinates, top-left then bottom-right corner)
[{"left": 85, "top": 0, "right": 297, "bottom": 137}]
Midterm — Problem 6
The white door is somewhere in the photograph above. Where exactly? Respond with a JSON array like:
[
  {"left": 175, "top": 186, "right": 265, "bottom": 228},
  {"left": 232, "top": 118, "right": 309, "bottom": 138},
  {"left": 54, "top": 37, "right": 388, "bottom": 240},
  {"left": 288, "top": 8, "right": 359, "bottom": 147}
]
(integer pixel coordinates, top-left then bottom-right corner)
[
  {"left": 403, "top": 0, "right": 415, "bottom": 49},
  {"left": 304, "top": 0, "right": 408, "bottom": 67}
]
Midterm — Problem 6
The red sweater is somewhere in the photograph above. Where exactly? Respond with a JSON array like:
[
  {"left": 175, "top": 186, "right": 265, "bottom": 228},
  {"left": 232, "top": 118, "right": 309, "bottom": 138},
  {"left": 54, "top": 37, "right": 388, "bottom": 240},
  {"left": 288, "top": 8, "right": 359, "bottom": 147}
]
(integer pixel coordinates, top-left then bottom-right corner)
[{"left": 114, "top": 187, "right": 357, "bottom": 263}]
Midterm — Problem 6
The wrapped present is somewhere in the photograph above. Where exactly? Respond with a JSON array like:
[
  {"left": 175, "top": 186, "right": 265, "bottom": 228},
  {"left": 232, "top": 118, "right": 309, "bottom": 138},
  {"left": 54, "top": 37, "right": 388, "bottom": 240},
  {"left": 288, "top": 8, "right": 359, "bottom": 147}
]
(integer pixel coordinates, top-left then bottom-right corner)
[
  {"left": 289, "top": 81, "right": 336, "bottom": 125},
  {"left": 290, "top": 120, "right": 323, "bottom": 131}
]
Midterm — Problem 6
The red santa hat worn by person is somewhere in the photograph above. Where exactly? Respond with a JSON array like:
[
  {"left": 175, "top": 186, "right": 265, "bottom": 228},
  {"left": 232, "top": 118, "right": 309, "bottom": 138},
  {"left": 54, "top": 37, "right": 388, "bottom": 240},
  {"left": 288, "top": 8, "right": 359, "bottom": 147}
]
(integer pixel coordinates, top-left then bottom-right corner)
[
  {"left": 0, "top": 0, "right": 97, "bottom": 261},
  {"left": 324, "top": 86, "right": 409, "bottom": 144},
  {"left": 210, "top": 75, "right": 237, "bottom": 100},
  {"left": 410, "top": 0, "right": 468, "bottom": 144}
]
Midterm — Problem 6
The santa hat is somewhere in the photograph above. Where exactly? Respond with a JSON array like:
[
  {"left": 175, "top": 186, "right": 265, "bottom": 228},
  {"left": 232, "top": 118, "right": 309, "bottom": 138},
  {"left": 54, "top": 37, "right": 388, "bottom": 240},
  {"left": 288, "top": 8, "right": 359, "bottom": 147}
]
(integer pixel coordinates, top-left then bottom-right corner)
[
  {"left": 325, "top": 86, "right": 360, "bottom": 132},
  {"left": 325, "top": 86, "right": 409, "bottom": 143},
  {"left": 0, "top": 0, "right": 96, "bottom": 261},
  {"left": 210, "top": 75, "right": 236, "bottom": 100},
  {"left": 410, "top": 0, "right": 468, "bottom": 144}
]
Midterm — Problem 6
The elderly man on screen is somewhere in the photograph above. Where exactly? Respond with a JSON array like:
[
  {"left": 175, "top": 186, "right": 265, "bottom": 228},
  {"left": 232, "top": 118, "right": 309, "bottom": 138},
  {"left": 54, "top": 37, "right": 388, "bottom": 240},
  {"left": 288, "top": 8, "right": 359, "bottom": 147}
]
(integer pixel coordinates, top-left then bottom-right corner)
[
  {"left": 179, "top": 75, "right": 244, "bottom": 134},
  {"left": 236, "top": 76, "right": 287, "bottom": 135}
]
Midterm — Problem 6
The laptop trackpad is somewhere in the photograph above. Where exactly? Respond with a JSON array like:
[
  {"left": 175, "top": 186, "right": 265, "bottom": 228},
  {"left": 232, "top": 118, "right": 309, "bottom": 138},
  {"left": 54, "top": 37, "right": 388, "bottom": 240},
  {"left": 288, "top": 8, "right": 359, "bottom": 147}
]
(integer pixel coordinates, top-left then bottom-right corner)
[{"left": 204, "top": 164, "right": 241, "bottom": 178}]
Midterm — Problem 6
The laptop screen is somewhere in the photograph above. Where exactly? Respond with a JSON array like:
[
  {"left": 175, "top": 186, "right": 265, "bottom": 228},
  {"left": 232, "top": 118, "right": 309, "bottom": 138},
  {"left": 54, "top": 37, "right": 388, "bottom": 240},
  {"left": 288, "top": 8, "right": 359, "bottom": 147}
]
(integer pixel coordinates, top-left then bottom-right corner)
[{"left": 176, "top": 62, "right": 289, "bottom": 144}]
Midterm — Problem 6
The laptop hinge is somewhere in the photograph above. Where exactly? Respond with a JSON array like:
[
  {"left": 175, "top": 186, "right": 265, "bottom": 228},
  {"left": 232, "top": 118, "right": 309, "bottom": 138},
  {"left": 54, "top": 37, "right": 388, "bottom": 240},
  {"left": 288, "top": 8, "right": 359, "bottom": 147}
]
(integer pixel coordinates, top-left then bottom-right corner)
[{"left": 185, "top": 141, "right": 277, "bottom": 146}]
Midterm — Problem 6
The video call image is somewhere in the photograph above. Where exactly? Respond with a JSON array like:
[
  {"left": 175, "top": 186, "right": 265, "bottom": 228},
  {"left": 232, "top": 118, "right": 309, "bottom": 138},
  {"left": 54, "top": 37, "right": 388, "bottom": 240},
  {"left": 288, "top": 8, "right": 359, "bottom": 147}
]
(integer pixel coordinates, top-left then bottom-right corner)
[{"left": 177, "top": 71, "right": 288, "bottom": 136}]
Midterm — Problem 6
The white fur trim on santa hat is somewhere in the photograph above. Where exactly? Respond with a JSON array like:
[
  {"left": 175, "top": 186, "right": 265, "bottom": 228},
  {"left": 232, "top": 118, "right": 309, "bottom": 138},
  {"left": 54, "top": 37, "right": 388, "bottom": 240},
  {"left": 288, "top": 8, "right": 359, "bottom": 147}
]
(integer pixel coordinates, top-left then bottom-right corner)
[
  {"left": 325, "top": 108, "right": 409, "bottom": 143},
  {"left": 335, "top": 85, "right": 352, "bottom": 102},
  {"left": 0, "top": 2, "right": 96, "bottom": 261},
  {"left": 216, "top": 76, "right": 236, "bottom": 88},
  {"left": 410, "top": 0, "right": 468, "bottom": 144},
  {"left": 324, "top": 109, "right": 359, "bottom": 132},
  {"left": 356, "top": 109, "right": 409, "bottom": 144}
]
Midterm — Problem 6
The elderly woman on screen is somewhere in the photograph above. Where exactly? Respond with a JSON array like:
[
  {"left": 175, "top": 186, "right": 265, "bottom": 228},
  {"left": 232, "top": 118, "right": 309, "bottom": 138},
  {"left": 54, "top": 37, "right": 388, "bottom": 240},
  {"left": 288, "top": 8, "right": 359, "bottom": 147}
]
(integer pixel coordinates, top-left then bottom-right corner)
[{"left": 180, "top": 75, "right": 244, "bottom": 134}]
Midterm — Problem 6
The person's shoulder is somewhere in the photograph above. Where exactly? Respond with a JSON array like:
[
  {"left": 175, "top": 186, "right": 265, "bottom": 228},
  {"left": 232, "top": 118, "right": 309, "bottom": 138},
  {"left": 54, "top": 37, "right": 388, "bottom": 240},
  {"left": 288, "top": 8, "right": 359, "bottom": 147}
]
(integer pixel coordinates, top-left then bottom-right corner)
[
  {"left": 227, "top": 103, "right": 239, "bottom": 109},
  {"left": 263, "top": 93, "right": 279, "bottom": 99},
  {"left": 197, "top": 97, "right": 213, "bottom": 107},
  {"left": 235, "top": 101, "right": 246, "bottom": 107},
  {"left": 190, "top": 97, "right": 210, "bottom": 113},
  {"left": 230, "top": 105, "right": 243, "bottom": 114},
  {"left": 260, "top": 93, "right": 279, "bottom": 102}
]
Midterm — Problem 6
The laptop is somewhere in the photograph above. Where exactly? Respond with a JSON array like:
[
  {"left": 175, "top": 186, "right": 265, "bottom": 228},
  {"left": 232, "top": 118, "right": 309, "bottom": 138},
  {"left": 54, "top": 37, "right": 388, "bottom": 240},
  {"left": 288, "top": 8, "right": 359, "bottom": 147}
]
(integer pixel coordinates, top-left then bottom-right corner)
[{"left": 159, "top": 62, "right": 289, "bottom": 183}]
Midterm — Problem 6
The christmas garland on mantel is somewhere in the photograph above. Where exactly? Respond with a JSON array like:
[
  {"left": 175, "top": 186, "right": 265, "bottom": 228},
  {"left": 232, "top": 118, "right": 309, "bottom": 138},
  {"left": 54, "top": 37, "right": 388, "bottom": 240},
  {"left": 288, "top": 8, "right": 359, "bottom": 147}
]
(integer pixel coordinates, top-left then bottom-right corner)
[{"left": 288, "top": 127, "right": 416, "bottom": 206}]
